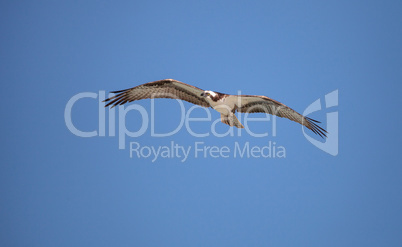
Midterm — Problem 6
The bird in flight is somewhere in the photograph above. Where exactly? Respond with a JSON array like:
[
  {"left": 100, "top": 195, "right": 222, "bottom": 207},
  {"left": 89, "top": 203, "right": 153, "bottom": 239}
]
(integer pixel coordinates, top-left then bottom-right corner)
[{"left": 104, "top": 79, "right": 327, "bottom": 138}]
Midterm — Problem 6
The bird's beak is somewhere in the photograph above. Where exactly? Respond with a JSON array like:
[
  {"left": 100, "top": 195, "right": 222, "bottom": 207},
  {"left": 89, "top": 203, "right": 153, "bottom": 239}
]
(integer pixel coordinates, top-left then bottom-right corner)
[{"left": 200, "top": 92, "right": 204, "bottom": 97}]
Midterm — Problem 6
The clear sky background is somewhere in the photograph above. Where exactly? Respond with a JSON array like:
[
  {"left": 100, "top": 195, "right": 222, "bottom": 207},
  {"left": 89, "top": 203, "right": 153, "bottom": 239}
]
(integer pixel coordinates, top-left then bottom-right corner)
[{"left": 1, "top": 0, "right": 402, "bottom": 246}]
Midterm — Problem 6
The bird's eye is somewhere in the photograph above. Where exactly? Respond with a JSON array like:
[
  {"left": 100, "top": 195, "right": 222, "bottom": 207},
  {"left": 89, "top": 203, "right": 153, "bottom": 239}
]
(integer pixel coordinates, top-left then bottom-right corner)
[{"left": 206, "top": 92, "right": 210, "bottom": 96}]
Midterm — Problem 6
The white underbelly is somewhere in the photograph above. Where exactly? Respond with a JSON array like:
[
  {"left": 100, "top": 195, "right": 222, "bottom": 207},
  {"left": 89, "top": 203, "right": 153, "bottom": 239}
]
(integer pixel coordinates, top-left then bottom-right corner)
[{"left": 208, "top": 96, "right": 238, "bottom": 115}]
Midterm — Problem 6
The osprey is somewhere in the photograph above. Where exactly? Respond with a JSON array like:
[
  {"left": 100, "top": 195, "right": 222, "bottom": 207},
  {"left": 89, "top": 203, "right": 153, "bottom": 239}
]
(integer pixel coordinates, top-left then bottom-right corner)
[{"left": 104, "top": 79, "right": 327, "bottom": 137}]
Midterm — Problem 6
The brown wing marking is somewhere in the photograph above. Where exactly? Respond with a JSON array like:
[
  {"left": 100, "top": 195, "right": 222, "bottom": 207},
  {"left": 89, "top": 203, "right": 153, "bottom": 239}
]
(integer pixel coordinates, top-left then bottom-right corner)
[
  {"left": 237, "top": 95, "right": 327, "bottom": 138},
  {"left": 104, "top": 79, "right": 210, "bottom": 108}
]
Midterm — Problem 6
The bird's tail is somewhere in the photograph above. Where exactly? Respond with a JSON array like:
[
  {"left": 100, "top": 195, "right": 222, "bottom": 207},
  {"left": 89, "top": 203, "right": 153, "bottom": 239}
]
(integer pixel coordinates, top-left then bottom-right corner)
[{"left": 221, "top": 113, "right": 244, "bottom": 128}]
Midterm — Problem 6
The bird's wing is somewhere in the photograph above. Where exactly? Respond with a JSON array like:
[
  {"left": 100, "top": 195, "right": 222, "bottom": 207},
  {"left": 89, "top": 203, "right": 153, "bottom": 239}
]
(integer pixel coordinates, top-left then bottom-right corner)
[
  {"left": 104, "top": 79, "right": 210, "bottom": 108},
  {"left": 235, "top": 95, "right": 327, "bottom": 138}
]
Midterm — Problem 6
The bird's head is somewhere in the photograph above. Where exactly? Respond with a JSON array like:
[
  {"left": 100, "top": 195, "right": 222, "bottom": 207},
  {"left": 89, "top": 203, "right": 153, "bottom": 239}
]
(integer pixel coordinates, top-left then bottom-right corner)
[{"left": 200, "top": 90, "right": 217, "bottom": 99}]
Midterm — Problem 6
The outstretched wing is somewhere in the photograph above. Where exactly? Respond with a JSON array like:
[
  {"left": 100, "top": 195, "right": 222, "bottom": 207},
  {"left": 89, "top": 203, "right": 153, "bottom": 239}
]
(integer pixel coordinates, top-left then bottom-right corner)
[
  {"left": 104, "top": 79, "right": 210, "bottom": 108},
  {"left": 236, "top": 95, "right": 327, "bottom": 138}
]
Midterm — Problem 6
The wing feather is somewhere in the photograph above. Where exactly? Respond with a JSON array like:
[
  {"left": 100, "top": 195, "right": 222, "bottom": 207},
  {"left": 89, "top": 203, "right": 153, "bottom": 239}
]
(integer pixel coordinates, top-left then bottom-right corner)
[
  {"left": 236, "top": 95, "right": 327, "bottom": 138},
  {"left": 104, "top": 79, "right": 210, "bottom": 108}
]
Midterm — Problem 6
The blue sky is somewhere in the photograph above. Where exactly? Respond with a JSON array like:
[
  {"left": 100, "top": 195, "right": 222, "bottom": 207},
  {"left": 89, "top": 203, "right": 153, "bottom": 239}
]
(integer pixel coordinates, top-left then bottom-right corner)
[{"left": 1, "top": 0, "right": 402, "bottom": 246}]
